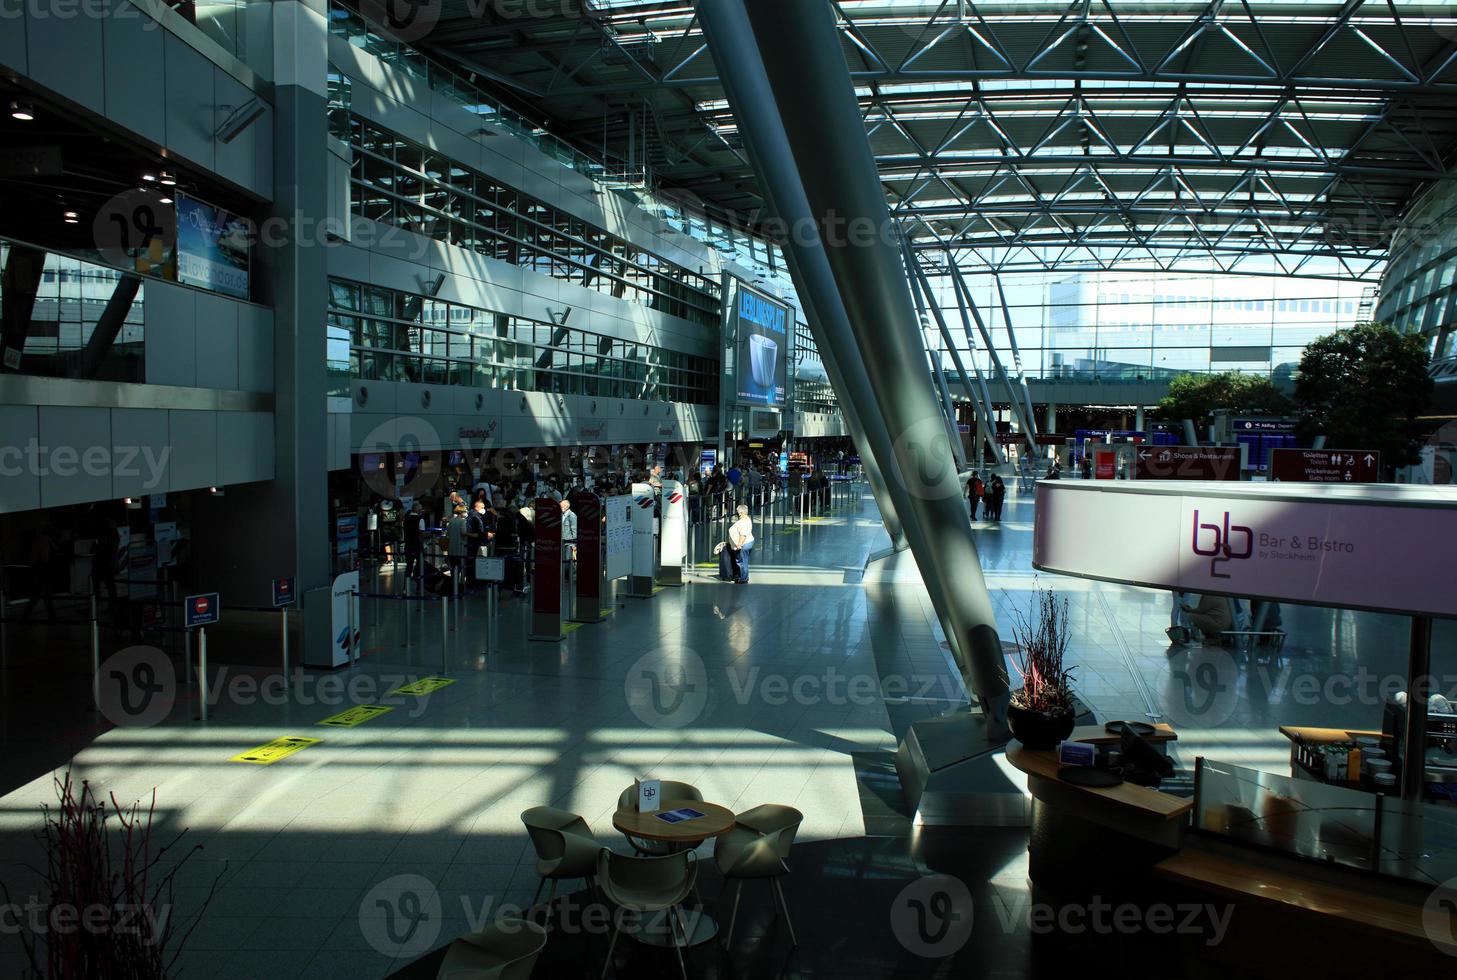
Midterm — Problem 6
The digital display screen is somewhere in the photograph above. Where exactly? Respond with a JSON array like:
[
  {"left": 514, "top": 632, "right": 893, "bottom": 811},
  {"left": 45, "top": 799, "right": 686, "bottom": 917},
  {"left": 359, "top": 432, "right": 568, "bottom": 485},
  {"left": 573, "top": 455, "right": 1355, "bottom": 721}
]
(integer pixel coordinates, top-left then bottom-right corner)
[
  {"left": 732, "top": 283, "right": 790, "bottom": 408},
  {"left": 175, "top": 193, "right": 251, "bottom": 300}
]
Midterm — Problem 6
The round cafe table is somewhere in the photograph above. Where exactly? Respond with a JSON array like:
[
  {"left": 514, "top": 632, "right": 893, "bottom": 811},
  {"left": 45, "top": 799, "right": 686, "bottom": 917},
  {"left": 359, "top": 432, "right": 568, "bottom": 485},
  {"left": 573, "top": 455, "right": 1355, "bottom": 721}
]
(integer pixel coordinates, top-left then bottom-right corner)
[{"left": 610, "top": 800, "right": 736, "bottom": 947}]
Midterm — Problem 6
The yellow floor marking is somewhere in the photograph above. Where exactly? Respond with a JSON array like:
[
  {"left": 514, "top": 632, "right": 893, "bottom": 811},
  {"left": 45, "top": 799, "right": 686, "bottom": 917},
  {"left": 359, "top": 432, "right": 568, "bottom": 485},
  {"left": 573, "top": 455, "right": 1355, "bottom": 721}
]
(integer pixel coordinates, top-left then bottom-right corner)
[
  {"left": 389, "top": 677, "right": 456, "bottom": 696},
  {"left": 317, "top": 705, "right": 393, "bottom": 728},
  {"left": 231, "top": 736, "right": 320, "bottom": 765}
]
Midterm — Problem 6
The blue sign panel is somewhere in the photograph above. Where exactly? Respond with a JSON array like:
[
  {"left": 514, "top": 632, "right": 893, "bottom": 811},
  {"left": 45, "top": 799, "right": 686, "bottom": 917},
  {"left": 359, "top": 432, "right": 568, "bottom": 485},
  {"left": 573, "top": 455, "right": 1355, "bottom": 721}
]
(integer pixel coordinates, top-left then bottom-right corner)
[{"left": 185, "top": 592, "right": 220, "bottom": 629}]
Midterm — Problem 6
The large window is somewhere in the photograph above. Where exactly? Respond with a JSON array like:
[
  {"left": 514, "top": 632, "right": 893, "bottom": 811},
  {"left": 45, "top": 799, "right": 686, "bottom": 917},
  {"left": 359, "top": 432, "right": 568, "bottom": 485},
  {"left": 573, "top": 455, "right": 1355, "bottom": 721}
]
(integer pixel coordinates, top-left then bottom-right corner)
[
  {"left": 329, "top": 280, "right": 718, "bottom": 406},
  {"left": 0, "top": 240, "right": 146, "bottom": 383},
  {"left": 343, "top": 117, "right": 722, "bottom": 328}
]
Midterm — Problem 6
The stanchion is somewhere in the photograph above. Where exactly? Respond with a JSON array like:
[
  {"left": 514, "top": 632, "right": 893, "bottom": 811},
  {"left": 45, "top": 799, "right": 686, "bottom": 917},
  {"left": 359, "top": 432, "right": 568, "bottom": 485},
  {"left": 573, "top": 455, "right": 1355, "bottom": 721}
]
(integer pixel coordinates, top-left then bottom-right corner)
[
  {"left": 198, "top": 626, "right": 209, "bottom": 722},
  {"left": 90, "top": 595, "right": 100, "bottom": 710},
  {"left": 348, "top": 590, "right": 358, "bottom": 666},
  {"left": 440, "top": 595, "right": 449, "bottom": 671},
  {"left": 184, "top": 627, "right": 192, "bottom": 687},
  {"left": 280, "top": 605, "right": 290, "bottom": 685}
]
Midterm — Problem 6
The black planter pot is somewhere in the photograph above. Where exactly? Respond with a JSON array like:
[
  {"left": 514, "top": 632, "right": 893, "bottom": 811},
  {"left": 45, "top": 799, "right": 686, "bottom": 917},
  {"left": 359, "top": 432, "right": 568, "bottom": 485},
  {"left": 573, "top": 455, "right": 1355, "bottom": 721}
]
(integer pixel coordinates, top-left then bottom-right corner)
[{"left": 1007, "top": 703, "right": 1076, "bottom": 749}]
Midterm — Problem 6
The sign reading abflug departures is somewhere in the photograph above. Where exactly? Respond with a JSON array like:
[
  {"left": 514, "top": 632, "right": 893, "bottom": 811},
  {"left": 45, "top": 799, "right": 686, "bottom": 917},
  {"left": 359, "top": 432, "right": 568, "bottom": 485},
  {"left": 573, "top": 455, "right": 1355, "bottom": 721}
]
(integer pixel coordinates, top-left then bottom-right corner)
[{"left": 1033, "top": 481, "right": 1457, "bottom": 619}]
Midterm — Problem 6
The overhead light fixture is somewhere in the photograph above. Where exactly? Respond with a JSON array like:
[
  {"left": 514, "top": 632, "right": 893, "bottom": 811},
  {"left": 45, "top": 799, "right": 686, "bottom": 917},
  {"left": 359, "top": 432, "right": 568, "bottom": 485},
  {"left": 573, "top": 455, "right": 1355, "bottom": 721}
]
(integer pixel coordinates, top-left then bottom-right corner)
[
  {"left": 158, "top": 170, "right": 176, "bottom": 186},
  {"left": 141, "top": 172, "right": 157, "bottom": 182},
  {"left": 10, "top": 101, "right": 34, "bottom": 121},
  {"left": 158, "top": 194, "right": 173, "bottom": 204},
  {"left": 62, "top": 210, "right": 79, "bottom": 224}
]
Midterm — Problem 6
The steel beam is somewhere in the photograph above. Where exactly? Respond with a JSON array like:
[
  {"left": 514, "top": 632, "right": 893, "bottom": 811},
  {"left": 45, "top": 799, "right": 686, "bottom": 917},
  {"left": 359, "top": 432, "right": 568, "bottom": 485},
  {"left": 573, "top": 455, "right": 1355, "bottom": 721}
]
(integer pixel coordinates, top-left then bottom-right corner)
[
  {"left": 909, "top": 260, "right": 1003, "bottom": 468},
  {"left": 694, "top": 0, "right": 915, "bottom": 553},
  {"left": 704, "top": 0, "right": 1012, "bottom": 720},
  {"left": 946, "top": 261, "right": 1039, "bottom": 460}
]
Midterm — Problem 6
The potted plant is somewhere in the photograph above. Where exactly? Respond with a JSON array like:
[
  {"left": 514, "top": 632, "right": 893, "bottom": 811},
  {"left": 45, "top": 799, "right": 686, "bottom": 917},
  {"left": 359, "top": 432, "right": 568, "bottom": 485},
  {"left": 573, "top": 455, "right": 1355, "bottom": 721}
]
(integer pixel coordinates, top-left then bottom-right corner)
[{"left": 1006, "top": 587, "right": 1077, "bottom": 749}]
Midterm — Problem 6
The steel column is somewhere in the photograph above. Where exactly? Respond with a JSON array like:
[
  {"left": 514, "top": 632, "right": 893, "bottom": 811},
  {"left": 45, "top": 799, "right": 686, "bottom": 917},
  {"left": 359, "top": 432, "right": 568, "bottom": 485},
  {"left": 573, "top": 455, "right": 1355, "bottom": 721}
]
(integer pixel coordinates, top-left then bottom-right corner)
[
  {"left": 948, "top": 262, "right": 1039, "bottom": 461},
  {"left": 704, "top": 0, "right": 1011, "bottom": 719},
  {"left": 696, "top": 1, "right": 917, "bottom": 554},
  {"left": 910, "top": 260, "right": 1002, "bottom": 468}
]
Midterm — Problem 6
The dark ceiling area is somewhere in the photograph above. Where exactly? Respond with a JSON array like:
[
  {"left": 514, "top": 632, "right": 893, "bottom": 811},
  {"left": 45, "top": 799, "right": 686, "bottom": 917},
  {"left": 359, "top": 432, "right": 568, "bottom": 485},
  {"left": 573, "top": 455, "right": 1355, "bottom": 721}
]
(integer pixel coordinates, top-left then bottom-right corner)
[
  {"left": 0, "top": 76, "right": 255, "bottom": 258},
  {"left": 364, "top": 0, "right": 1457, "bottom": 279}
]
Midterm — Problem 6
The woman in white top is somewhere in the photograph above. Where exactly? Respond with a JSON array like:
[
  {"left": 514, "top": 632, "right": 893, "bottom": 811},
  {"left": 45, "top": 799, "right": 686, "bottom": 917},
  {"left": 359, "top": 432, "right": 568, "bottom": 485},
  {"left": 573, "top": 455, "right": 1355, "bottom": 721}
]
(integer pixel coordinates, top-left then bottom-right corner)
[{"left": 728, "top": 504, "right": 754, "bottom": 584}]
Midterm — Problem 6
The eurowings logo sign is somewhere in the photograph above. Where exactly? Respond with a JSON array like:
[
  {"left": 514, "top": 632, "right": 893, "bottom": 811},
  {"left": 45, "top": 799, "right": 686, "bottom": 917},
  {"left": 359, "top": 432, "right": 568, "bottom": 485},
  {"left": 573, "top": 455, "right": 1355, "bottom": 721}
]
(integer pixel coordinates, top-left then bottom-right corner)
[{"left": 1191, "top": 510, "right": 1253, "bottom": 579}]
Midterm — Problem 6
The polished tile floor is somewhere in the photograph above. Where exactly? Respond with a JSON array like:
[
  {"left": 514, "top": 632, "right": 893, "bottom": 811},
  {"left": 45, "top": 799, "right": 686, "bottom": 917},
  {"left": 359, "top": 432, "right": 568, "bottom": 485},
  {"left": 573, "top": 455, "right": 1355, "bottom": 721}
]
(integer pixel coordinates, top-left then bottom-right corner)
[{"left": 0, "top": 479, "right": 1447, "bottom": 978}]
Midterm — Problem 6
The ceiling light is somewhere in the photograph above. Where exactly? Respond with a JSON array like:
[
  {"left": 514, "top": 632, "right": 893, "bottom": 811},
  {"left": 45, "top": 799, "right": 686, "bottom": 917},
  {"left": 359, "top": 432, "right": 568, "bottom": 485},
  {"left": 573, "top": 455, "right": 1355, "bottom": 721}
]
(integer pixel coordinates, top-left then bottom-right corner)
[
  {"left": 141, "top": 173, "right": 157, "bottom": 182},
  {"left": 158, "top": 171, "right": 176, "bottom": 186},
  {"left": 10, "top": 101, "right": 34, "bottom": 121},
  {"left": 62, "top": 210, "right": 79, "bottom": 224}
]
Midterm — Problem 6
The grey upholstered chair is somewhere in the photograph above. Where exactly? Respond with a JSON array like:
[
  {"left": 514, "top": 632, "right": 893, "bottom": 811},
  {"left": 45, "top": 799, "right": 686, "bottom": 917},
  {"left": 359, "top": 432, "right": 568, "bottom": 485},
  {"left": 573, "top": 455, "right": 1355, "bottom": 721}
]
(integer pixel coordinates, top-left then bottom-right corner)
[
  {"left": 597, "top": 848, "right": 699, "bottom": 980},
  {"left": 713, "top": 803, "right": 803, "bottom": 949},
  {"left": 435, "top": 918, "right": 548, "bottom": 980},
  {"left": 521, "top": 806, "right": 600, "bottom": 925}
]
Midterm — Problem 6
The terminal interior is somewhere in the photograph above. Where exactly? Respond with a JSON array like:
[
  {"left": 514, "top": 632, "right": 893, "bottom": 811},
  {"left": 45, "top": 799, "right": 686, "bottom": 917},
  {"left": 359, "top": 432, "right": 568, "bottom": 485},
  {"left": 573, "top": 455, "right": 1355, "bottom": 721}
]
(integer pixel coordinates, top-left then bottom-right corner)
[{"left": 2, "top": 2, "right": 1457, "bottom": 979}]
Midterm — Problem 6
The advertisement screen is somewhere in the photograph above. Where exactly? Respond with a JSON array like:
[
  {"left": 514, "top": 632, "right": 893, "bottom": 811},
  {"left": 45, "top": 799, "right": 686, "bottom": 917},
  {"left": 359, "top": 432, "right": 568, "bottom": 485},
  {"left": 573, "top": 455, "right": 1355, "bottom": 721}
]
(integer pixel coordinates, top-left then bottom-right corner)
[
  {"left": 732, "top": 283, "right": 790, "bottom": 408},
  {"left": 176, "top": 193, "right": 251, "bottom": 299}
]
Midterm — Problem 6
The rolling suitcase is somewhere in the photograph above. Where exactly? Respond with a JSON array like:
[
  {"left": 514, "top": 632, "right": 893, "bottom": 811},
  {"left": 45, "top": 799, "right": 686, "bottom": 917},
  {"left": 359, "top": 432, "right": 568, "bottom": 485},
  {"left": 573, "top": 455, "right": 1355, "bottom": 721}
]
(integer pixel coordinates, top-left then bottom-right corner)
[
  {"left": 423, "top": 561, "right": 453, "bottom": 596},
  {"left": 718, "top": 547, "right": 737, "bottom": 582}
]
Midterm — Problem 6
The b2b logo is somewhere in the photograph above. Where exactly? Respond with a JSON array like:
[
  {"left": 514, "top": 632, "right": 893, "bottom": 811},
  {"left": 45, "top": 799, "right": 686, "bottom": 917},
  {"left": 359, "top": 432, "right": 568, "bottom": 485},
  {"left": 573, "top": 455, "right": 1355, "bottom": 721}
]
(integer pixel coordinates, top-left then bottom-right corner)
[{"left": 1191, "top": 510, "right": 1252, "bottom": 579}]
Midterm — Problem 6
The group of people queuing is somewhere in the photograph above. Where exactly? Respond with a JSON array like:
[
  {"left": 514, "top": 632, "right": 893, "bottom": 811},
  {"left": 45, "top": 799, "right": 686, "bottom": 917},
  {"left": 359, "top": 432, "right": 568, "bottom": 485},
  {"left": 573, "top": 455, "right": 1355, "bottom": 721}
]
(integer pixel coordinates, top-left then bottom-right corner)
[
  {"left": 967, "top": 471, "right": 1008, "bottom": 522},
  {"left": 367, "top": 464, "right": 678, "bottom": 598}
]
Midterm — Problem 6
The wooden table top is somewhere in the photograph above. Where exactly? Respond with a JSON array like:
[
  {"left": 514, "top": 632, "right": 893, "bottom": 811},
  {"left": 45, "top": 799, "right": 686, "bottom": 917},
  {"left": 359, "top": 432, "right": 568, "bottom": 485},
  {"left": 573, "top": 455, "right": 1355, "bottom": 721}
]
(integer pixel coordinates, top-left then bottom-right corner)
[
  {"left": 1005, "top": 743, "right": 1192, "bottom": 821},
  {"left": 612, "top": 800, "right": 736, "bottom": 843},
  {"left": 1070, "top": 722, "right": 1178, "bottom": 745},
  {"left": 1278, "top": 726, "right": 1384, "bottom": 744}
]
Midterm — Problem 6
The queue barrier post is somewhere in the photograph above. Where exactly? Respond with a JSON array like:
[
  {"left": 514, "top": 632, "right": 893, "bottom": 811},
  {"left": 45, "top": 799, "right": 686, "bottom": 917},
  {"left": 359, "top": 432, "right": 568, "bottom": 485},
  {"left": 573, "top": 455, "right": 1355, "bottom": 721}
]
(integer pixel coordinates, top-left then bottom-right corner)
[
  {"left": 348, "top": 590, "right": 359, "bottom": 666},
  {"left": 90, "top": 594, "right": 100, "bottom": 710},
  {"left": 198, "top": 626, "right": 209, "bottom": 722},
  {"left": 280, "top": 605, "right": 290, "bottom": 685},
  {"left": 440, "top": 594, "right": 449, "bottom": 671},
  {"left": 184, "top": 627, "right": 192, "bottom": 687}
]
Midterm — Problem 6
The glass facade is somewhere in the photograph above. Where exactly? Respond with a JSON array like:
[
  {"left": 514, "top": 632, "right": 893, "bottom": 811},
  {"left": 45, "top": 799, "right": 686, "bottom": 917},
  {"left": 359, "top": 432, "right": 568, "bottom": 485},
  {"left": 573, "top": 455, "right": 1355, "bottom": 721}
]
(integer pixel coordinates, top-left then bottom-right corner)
[
  {"left": 1376, "top": 181, "right": 1457, "bottom": 363},
  {"left": 0, "top": 239, "right": 146, "bottom": 383},
  {"left": 328, "top": 279, "right": 719, "bottom": 406},
  {"left": 339, "top": 115, "right": 722, "bottom": 328},
  {"left": 927, "top": 269, "right": 1369, "bottom": 385},
  {"left": 791, "top": 321, "right": 838, "bottom": 415}
]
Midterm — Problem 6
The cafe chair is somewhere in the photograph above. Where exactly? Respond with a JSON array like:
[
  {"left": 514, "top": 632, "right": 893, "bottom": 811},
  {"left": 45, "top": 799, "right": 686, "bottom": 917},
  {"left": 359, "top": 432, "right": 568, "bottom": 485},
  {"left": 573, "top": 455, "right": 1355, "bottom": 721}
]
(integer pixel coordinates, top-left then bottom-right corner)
[
  {"left": 521, "top": 806, "right": 601, "bottom": 925},
  {"left": 597, "top": 848, "right": 698, "bottom": 980},
  {"left": 713, "top": 803, "right": 803, "bottom": 950},
  {"left": 616, "top": 781, "right": 704, "bottom": 856},
  {"left": 435, "top": 918, "right": 548, "bottom": 980}
]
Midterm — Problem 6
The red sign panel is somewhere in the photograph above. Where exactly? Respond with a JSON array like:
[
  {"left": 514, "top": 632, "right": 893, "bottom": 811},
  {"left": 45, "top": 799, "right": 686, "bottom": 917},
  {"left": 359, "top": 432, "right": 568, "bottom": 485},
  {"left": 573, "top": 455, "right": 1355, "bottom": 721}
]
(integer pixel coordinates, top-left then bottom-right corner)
[
  {"left": 569, "top": 490, "right": 602, "bottom": 602},
  {"left": 1133, "top": 446, "right": 1242, "bottom": 481},
  {"left": 1269, "top": 449, "right": 1380, "bottom": 484},
  {"left": 533, "top": 498, "right": 563, "bottom": 617},
  {"left": 1095, "top": 452, "right": 1117, "bottom": 480}
]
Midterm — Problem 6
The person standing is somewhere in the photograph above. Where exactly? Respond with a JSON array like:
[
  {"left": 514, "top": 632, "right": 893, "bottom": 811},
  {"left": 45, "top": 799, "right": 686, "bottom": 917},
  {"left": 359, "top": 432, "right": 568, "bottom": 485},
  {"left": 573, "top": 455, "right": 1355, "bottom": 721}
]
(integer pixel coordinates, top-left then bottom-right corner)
[
  {"left": 559, "top": 498, "right": 578, "bottom": 564},
  {"left": 968, "top": 473, "right": 983, "bottom": 521},
  {"left": 988, "top": 474, "right": 1006, "bottom": 522},
  {"left": 728, "top": 504, "right": 754, "bottom": 585},
  {"left": 446, "top": 505, "right": 468, "bottom": 591},
  {"left": 402, "top": 501, "right": 425, "bottom": 583},
  {"left": 466, "top": 499, "right": 494, "bottom": 585},
  {"left": 20, "top": 526, "right": 58, "bottom": 623}
]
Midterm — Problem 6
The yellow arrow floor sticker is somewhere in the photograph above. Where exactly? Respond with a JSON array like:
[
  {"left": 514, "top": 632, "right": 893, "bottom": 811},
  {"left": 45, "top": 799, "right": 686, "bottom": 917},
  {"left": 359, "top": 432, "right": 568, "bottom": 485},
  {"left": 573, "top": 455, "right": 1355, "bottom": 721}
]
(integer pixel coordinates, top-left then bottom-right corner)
[
  {"left": 318, "top": 705, "right": 393, "bottom": 728},
  {"left": 231, "top": 736, "right": 320, "bottom": 765},
  {"left": 390, "top": 677, "right": 455, "bottom": 697}
]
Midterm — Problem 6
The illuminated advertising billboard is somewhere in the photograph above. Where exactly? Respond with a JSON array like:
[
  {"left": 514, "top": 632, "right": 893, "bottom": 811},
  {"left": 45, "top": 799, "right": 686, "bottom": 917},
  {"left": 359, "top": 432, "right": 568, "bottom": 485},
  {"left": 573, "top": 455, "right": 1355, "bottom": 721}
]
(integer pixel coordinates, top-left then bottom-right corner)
[
  {"left": 176, "top": 193, "right": 251, "bottom": 300},
  {"left": 732, "top": 283, "right": 790, "bottom": 408}
]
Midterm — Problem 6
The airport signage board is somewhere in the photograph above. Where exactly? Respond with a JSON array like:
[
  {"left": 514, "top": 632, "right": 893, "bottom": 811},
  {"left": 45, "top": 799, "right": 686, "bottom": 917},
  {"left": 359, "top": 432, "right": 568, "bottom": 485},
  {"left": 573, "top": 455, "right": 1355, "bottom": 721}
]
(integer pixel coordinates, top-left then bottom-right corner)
[
  {"left": 185, "top": 592, "right": 220, "bottom": 629},
  {"left": 1269, "top": 449, "right": 1380, "bottom": 484},
  {"left": 1033, "top": 482, "right": 1457, "bottom": 618},
  {"left": 272, "top": 577, "right": 296, "bottom": 608},
  {"left": 1133, "top": 446, "right": 1241, "bottom": 481}
]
